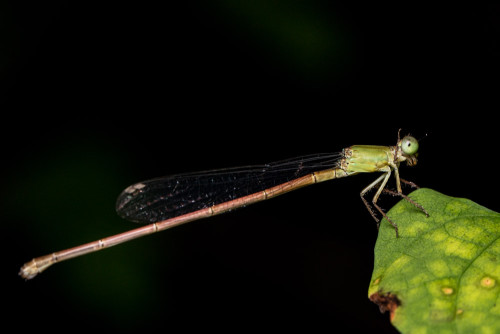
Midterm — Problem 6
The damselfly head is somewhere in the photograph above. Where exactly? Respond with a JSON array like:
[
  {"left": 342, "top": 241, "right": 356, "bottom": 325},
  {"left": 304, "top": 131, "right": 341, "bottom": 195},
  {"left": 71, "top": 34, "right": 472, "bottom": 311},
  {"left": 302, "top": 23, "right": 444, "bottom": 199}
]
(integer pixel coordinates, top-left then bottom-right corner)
[{"left": 400, "top": 136, "right": 419, "bottom": 156}]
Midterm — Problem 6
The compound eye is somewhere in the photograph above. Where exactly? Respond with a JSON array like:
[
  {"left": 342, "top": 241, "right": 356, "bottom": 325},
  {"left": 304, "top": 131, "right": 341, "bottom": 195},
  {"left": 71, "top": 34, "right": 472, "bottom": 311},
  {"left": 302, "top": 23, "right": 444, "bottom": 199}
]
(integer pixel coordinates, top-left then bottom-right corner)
[{"left": 401, "top": 136, "right": 419, "bottom": 155}]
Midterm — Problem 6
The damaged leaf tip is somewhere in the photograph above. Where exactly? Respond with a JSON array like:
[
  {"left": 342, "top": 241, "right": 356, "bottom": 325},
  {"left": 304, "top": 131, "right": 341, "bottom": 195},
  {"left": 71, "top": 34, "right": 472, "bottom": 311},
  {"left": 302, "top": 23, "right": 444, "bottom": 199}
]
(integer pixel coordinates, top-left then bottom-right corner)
[{"left": 369, "top": 291, "right": 401, "bottom": 321}]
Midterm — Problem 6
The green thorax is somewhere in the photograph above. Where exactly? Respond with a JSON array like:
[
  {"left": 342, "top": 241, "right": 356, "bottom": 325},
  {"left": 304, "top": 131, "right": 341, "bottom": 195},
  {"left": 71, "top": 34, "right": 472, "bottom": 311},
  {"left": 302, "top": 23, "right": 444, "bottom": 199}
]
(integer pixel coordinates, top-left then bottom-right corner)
[{"left": 343, "top": 145, "right": 395, "bottom": 173}]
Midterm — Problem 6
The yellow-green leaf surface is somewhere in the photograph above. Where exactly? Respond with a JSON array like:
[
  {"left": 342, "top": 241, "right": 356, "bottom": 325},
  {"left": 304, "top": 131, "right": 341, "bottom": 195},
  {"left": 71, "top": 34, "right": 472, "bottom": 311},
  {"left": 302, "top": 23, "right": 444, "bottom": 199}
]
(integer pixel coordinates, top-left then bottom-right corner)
[{"left": 368, "top": 188, "right": 500, "bottom": 334}]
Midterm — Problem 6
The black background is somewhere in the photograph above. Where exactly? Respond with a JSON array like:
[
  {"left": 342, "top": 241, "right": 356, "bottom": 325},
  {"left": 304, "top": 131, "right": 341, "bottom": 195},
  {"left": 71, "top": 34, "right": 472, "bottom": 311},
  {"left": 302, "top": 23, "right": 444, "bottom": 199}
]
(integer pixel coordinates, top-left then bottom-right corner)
[{"left": 2, "top": 2, "right": 499, "bottom": 333}]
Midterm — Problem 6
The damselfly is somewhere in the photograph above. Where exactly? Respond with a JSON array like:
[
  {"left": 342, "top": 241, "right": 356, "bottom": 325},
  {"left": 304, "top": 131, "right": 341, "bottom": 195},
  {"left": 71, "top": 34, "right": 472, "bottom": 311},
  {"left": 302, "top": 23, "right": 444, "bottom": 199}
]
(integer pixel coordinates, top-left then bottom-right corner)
[{"left": 20, "top": 131, "right": 428, "bottom": 279}]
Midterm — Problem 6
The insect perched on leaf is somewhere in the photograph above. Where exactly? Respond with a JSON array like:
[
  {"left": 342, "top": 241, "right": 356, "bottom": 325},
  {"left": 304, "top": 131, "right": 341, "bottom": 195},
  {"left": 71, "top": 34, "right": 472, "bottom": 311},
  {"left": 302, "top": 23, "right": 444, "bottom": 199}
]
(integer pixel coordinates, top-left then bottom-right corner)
[{"left": 20, "top": 130, "right": 428, "bottom": 279}]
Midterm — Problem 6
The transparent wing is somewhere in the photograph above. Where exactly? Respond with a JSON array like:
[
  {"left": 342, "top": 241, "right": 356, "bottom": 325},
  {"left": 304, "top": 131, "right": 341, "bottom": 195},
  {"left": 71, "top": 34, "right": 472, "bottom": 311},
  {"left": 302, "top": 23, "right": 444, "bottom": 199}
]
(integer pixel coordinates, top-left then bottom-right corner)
[{"left": 116, "top": 153, "right": 341, "bottom": 223}]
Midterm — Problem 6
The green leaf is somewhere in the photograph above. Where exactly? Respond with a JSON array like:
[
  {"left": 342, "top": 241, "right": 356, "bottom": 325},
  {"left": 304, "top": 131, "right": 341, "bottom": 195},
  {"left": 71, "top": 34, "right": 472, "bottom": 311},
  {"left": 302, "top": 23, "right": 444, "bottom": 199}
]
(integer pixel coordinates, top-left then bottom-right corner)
[{"left": 368, "top": 188, "right": 500, "bottom": 333}]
